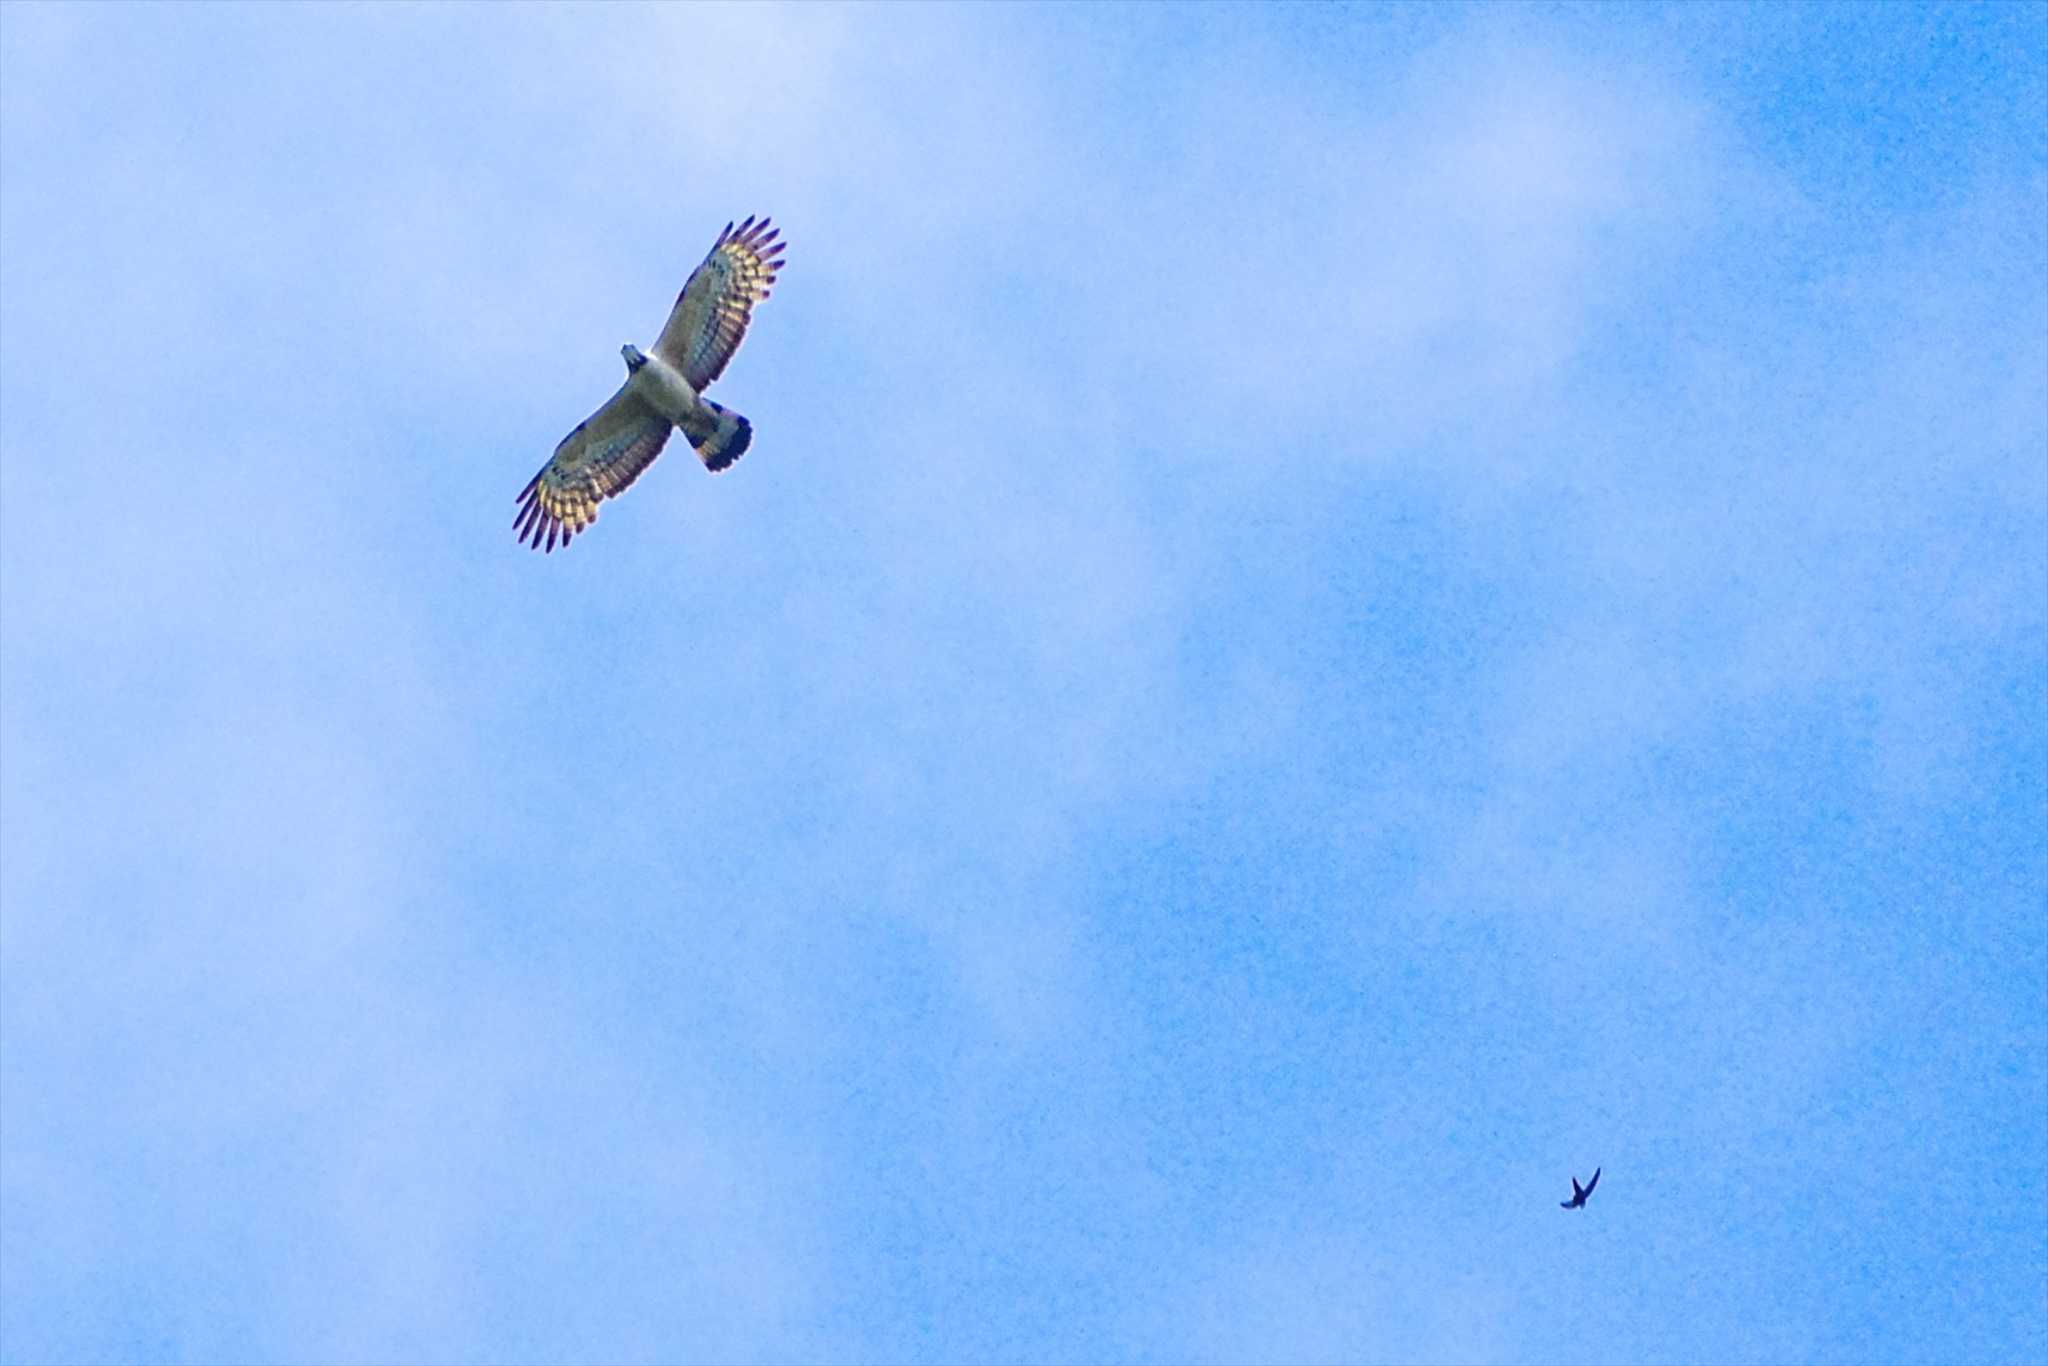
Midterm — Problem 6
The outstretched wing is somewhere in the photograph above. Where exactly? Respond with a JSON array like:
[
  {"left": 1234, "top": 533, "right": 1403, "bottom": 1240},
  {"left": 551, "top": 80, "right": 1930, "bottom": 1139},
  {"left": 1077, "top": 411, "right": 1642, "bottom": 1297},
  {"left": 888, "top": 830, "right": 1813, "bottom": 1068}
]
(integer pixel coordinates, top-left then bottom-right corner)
[
  {"left": 652, "top": 216, "right": 786, "bottom": 389},
  {"left": 514, "top": 386, "right": 671, "bottom": 552},
  {"left": 1583, "top": 1168, "right": 1600, "bottom": 1197}
]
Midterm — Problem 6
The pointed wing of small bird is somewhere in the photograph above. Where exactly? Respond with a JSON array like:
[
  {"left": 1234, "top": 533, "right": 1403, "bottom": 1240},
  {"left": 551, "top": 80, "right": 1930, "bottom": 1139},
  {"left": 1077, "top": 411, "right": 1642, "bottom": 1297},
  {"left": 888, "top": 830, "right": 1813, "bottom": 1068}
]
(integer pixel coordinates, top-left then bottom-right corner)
[
  {"left": 1583, "top": 1168, "right": 1600, "bottom": 1199},
  {"left": 514, "top": 386, "right": 672, "bottom": 552},
  {"left": 652, "top": 216, "right": 787, "bottom": 388}
]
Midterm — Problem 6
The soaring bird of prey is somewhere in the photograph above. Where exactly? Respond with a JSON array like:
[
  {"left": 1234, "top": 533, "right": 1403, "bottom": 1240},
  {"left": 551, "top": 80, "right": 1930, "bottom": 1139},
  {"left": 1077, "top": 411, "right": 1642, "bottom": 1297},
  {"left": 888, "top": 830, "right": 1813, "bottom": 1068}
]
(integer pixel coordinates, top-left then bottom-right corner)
[
  {"left": 515, "top": 216, "right": 787, "bottom": 552},
  {"left": 1560, "top": 1168, "right": 1601, "bottom": 1210}
]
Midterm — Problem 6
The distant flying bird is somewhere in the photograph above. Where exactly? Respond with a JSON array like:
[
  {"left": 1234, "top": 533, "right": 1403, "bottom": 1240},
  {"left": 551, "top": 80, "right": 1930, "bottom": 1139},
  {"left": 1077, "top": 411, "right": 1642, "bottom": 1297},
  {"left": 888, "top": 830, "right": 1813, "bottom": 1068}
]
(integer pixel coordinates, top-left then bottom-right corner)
[
  {"left": 515, "top": 217, "right": 787, "bottom": 551},
  {"left": 1560, "top": 1167, "right": 1601, "bottom": 1210}
]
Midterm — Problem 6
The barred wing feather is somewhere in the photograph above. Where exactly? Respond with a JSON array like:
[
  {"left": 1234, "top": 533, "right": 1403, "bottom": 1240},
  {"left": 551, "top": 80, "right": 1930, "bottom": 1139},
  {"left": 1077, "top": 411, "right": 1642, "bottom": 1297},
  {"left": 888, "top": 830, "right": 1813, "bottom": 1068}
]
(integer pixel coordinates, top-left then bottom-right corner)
[
  {"left": 653, "top": 216, "right": 786, "bottom": 389},
  {"left": 514, "top": 387, "right": 672, "bottom": 553}
]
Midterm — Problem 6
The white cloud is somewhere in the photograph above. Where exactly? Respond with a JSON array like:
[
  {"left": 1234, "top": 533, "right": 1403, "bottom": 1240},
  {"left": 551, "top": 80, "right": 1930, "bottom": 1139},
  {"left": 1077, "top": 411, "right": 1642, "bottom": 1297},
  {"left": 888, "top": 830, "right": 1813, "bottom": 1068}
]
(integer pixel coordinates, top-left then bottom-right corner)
[{"left": 3, "top": 6, "right": 2042, "bottom": 1362}]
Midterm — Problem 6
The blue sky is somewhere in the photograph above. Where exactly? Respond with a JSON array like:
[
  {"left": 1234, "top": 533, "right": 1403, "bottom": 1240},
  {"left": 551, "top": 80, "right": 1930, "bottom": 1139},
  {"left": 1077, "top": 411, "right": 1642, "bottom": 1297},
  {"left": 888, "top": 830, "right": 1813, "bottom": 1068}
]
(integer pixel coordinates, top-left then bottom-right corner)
[{"left": 1, "top": 2, "right": 2042, "bottom": 1362}]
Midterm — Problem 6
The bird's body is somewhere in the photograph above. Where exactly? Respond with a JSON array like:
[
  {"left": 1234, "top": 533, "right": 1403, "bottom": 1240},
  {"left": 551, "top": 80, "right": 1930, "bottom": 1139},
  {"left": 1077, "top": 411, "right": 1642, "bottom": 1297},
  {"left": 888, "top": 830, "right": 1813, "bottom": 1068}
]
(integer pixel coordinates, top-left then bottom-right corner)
[
  {"left": 515, "top": 217, "right": 786, "bottom": 552},
  {"left": 1561, "top": 1167, "right": 1601, "bottom": 1210},
  {"left": 622, "top": 344, "right": 702, "bottom": 424},
  {"left": 620, "top": 344, "right": 753, "bottom": 463}
]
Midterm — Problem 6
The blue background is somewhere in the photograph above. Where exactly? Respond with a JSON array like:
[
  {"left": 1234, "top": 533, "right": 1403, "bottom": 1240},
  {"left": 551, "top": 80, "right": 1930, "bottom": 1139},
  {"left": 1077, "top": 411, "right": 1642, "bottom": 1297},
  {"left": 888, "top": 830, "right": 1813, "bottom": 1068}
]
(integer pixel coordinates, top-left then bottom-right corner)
[{"left": 3, "top": 3, "right": 2043, "bottom": 1362}]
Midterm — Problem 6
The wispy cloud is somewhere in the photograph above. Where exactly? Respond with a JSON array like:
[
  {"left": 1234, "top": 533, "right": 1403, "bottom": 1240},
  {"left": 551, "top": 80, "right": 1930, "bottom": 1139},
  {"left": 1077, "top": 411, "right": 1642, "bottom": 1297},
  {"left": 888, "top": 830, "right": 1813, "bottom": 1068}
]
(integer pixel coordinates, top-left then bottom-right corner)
[{"left": 3, "top": 4, "right": 2042, "bottom": 1363}]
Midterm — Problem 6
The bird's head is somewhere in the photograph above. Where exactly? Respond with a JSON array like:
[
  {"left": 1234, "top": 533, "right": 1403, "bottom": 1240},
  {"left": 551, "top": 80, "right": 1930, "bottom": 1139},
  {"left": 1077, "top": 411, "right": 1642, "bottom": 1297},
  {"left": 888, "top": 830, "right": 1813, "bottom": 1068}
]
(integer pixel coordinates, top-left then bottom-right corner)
[{"left": 621, "top": 343, "right": 647, "bottom": 373}]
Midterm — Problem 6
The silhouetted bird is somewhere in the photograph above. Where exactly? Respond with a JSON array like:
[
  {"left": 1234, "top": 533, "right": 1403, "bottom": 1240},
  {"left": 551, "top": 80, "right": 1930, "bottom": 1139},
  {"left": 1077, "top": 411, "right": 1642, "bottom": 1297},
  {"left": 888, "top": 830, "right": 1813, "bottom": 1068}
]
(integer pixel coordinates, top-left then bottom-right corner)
[{"left": 1560, "top": 1168, "right": 1601, "bottom": 1209}]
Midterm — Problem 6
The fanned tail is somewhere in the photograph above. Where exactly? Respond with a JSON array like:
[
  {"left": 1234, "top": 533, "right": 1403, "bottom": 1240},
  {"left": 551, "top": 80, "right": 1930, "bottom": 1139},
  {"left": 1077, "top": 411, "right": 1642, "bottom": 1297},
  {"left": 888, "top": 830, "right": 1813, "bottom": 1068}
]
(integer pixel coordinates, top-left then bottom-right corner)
[{"left": 682, "top": 400, "right": 752, "bottom": 472}]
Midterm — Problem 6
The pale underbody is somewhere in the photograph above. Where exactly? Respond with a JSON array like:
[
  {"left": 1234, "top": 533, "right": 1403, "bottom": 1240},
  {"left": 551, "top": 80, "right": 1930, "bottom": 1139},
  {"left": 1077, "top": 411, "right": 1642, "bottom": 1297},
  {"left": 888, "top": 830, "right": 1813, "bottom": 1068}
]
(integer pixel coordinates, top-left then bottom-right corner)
[{"left": 622, "top": 344, "right": 708, "bottom": 426}]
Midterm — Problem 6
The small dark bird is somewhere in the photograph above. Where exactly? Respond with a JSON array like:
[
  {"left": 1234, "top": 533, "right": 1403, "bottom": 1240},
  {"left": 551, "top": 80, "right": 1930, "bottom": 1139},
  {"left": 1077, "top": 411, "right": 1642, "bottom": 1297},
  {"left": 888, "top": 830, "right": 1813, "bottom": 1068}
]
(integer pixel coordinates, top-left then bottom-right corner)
[{"left": 1560, "top": 1168, "right": 1601, "bottom": 1210}]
